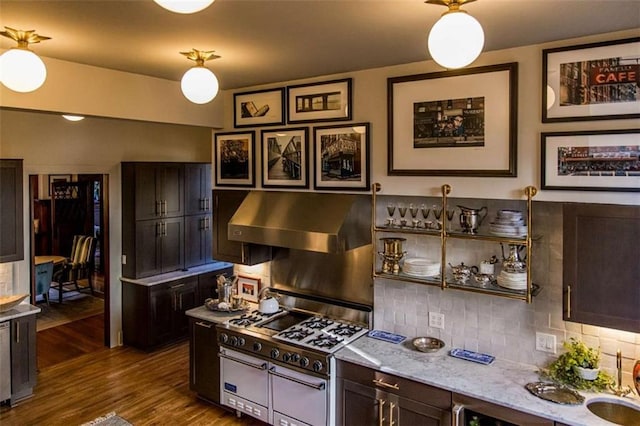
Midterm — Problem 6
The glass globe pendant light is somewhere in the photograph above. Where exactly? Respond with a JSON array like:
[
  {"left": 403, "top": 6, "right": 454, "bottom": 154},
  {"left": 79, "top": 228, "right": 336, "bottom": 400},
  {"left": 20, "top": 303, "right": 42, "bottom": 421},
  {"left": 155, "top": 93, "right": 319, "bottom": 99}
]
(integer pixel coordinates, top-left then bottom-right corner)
[
  {"left": 180, "top": 49, "right": 220, "bottom": 104},
  {"left": 426, "top": 0, "right": 484, "bottom": 69},
  {"left": 154, "top": 0, "right": 214, "bottom": 14},
  {"left": 0, "top": 27, "right": 50, "bottom": 93}
]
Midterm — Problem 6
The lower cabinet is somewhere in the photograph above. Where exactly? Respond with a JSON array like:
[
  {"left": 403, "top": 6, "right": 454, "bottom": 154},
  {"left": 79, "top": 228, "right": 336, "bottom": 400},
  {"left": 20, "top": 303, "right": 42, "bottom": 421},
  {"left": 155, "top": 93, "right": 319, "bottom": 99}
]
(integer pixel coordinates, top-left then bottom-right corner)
[
  {"left": 10, "top": 314, "right": 37, "bottom": 405},
  {"left": 337, "top": 360, "right": 451, "bottom": 426},
  {"left": 452, "top": 393, "right": 554, "bottom": 425},
  {"left": 189, "top": 318, "right": 220, "bottom": 404}
]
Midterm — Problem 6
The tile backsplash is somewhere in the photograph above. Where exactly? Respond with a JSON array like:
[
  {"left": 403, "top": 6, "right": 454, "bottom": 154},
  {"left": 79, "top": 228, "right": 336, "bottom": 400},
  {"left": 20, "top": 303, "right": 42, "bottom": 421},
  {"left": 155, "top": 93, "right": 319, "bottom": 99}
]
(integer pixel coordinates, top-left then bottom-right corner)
[{"left": 373, "top": 201, "right": 640, "bottom": 389}]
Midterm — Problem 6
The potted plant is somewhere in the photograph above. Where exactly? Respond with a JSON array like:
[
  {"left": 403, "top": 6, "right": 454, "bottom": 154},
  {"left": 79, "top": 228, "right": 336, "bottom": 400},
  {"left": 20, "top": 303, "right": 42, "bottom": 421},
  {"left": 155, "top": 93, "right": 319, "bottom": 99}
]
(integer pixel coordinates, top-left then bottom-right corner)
[{"left": 543, "top": 338, "right": 614, "bottom": 391}]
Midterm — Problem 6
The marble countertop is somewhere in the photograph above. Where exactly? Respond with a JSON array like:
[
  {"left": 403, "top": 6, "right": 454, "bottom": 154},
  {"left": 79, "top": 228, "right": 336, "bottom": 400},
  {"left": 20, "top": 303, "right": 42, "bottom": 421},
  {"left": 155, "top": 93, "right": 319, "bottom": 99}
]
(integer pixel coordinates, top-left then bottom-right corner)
[
  {"left": 0, "top": 302, "right": 41, "bottom": 321},
  {"left": 120, "top": 262, "right": 233, "bottom": 286},
  {"left": 335, "top": 334, "right": 640, "bottom": 426},
  {"left": 186, "top": 304, "right": 255, "bottom": 324}
]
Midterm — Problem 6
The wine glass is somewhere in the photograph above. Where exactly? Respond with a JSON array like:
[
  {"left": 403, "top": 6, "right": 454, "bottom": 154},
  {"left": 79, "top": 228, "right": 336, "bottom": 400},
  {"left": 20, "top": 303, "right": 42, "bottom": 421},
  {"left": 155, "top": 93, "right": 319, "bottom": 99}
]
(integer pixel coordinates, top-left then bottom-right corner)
[
  {"left": 409, "top": 203, "right": 419, "bottom": 219},
  {"left": 386, "top": 202, "right": 396, "bottom": 217},
  {"left": 446, "top": 208, "right": 456, "bottom": 231},
  {"left": 398, "top": 202, "right": 407, "bottom": 218},
  {"left": 433, "top": 204, "right": 443, "bottom": 221},
  {"left": 420, "top": 204, "right": 430, "bottom": 220}
]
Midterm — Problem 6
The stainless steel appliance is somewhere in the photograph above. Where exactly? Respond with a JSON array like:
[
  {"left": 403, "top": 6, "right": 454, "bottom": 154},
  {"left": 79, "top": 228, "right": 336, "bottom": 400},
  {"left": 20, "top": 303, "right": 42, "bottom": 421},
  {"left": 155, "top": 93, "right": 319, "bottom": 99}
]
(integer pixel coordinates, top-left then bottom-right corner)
[
  {"left": 0, "top": 322, "right": 10, "bottom": 402},
  {"left": 218, "top": 295, "right": 370, "bottom": 426}
]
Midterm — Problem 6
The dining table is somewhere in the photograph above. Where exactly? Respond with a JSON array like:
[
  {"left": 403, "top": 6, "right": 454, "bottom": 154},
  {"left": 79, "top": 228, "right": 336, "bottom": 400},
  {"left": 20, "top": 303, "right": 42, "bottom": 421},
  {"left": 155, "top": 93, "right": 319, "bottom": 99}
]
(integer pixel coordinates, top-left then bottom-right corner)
[{"left": 34, "top": 255, "right": 67, "bottom": 266}]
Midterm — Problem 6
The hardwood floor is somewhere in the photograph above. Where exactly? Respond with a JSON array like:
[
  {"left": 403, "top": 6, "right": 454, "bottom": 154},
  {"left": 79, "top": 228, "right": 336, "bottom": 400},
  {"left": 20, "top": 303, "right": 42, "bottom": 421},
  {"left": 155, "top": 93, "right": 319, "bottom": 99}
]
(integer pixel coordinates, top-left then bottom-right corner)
[{"left": 1, "top": 322, "right": 266, "bottom": 426}]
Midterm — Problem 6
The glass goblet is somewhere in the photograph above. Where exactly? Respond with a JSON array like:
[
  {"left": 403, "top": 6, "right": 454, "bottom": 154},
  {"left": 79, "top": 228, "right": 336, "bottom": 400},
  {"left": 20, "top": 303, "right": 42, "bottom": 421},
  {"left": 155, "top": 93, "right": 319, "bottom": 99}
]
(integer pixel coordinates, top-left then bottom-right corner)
[
  {"left": 446, "top": 208, "right": 456, "bottom": 231},
  {"left": 409, "top": 203, "right": 419, "bottom": 219},
  {"left": 386, "top": 202, "right": 396, "bottom": 218},
  {"left": 433, "top": 204, "right": 443, "bottom": 221},
  {"left": 420, "top": 204, "right": 430, "bottom": 220},
  {"left": 398, "top": 202, "right": 407, "bottom": 218}
]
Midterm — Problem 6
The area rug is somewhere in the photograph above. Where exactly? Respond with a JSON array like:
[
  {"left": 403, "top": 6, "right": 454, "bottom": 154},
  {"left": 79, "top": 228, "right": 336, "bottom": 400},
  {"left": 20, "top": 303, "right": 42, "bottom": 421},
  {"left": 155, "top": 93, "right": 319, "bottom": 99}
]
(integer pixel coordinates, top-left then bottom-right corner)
[
  {"left": 80, "top": 412, "right": 131, "bottom": 426},
  {"left": 36, "top": 287, "right": 104, "bottom": 331}
]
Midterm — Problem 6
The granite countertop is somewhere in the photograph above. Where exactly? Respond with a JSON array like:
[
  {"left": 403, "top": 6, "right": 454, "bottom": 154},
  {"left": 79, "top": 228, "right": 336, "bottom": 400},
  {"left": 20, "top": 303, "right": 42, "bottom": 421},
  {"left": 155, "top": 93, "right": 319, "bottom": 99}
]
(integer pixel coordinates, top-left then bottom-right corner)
[
  {"left": 0, "top": 302, "right": 41, "bottom": 321},
  {"left": 120, "top": 261, "right": 233, "bottom": 286},
  {"left": 335, "top": 334, "right": 640, "bottom": 426},
  {"left": 186, "top": 304, "right": 256, "bottom": 324}
]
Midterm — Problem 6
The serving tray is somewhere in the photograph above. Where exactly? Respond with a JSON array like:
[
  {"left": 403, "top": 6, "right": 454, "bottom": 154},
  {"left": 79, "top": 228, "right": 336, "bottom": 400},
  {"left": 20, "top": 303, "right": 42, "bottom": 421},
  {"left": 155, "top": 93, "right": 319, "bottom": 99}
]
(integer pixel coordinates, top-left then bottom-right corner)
[
  {"left": 525, "top": 382, "right": 584, "bottom": 405},
  {"left": 449, "top": 348, "right": 495, "bottom": 365},
  {"left": 204, "top": 298, "right": 249, "bottom": 313}
]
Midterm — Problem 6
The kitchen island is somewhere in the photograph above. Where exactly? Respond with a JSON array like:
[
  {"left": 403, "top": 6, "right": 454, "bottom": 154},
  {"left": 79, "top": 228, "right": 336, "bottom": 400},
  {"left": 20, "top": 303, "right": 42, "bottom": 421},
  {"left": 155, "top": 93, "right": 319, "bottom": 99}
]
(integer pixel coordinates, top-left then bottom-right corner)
[{"left": 335, "top": 334, "right": 640, "bottom": 426}]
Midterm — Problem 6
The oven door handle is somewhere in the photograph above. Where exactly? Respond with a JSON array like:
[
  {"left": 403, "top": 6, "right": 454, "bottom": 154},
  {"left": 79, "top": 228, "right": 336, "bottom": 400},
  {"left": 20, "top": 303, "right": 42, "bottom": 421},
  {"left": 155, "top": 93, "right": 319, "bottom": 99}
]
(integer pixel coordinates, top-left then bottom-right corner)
[
  {"left": 219, "top": 353, "right": 268, "bottom": 371},
  {"left": 269, "top": 367, "right": 326, "bottom": 391}
]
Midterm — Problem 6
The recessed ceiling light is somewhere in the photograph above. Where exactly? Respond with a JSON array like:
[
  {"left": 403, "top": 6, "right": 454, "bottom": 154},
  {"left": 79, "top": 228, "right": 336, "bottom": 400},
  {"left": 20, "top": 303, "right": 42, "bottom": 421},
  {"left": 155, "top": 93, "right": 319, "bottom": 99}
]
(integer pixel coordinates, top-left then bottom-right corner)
[{"left": 62, "top": 114, "right": 85, "bottom": 121}]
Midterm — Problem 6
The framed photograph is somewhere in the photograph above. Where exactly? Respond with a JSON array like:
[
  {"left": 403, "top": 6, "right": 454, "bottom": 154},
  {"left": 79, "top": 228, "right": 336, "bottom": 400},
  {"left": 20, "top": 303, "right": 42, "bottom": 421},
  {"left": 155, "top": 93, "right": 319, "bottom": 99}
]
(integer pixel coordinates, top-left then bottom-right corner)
[
  {"left": 236, "top": 275, "right": 261, "bottom": 303},
  {"left": 214, "top": 131, "right": 255, "bottom": 187},
  {"left": 261, "top": 127, "right": 309, "bottom": 188},
  {"left": 234, "top": 87, "right": 286, "bottom": 128},
  {"left": 543, "top": 37, "right": 640, "bottom": 122},
  {"left": 541, "top": 129, "right": 640, "bottom": 192},
  {"left": 388, "top": 62, "right": 518, "bottom": 177},
  {"left": 48, "top": 174, "right": 71, "bottom": 196},
  {"left": 313, "top": 122, "right": 370, "bottom": 191},
  {"left": 287, "top": 78, "right": 352, "bottom": 124}
]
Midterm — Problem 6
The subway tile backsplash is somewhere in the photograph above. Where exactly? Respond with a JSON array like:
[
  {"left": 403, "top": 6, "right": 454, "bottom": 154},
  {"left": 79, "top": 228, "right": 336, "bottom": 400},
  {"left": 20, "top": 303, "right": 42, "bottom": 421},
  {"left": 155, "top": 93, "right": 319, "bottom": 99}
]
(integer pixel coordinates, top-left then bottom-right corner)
[{"left": 373, "top": 201, "right": 640, "bottom": 388}]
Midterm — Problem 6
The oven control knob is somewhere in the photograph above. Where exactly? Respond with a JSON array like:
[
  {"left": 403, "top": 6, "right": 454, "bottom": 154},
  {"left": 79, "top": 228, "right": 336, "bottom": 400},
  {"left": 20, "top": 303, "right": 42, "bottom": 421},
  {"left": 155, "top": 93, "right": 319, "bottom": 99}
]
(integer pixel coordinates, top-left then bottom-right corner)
[
  {"left": 253, "top": 342, "right": 262, "bottom": 352},
  {"left": 299, "top": 357, "right": 309, "bottom": 367},
  {"left": 219, "top": 333, "right": 228, "bottom": 344},
  {"left": 291, "top": 353, "right": 301, "bottom": 362},
  {"left": 312, "top": 360, "right": 323, "bottom": 372},
  {"left": 283, "top": 353, "right": 292, "bottom": 362},
  {"left": 230, "top": 336, "right": 238, "bottom": 346},
  {"left": 237, "top": 337, "right": 246, "bottom": 347},
  {"left": 270, "top": 348, "right": 280, "bottom": 359}
]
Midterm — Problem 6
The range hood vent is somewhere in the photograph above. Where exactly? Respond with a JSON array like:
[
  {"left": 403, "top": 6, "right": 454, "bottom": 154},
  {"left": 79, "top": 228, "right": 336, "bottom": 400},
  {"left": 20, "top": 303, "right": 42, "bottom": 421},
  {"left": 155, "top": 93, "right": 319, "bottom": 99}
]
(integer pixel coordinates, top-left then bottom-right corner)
[{"left": 228, "top": 191, "right": 371, "bottom": 253}]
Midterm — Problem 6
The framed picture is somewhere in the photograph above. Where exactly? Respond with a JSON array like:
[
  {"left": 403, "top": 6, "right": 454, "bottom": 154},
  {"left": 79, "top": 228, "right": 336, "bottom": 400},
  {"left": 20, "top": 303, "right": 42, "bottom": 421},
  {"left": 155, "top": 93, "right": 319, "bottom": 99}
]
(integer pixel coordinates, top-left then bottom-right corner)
[
  {"left": 387, "top": 62, "right": 518, "bottom": 177},
  {"left": 234, "top": 87, "right": 286, "bottom": 128},
  {"left": 287, "top": 78, "right": 352, "bottom": 124},
  {"left": 541, "top": 129, "right": 640, "bottom": 192},
  {"left": 313, "top": 122, "right": 370, "bottom": 191},
  {"left": 261, "top": 127, "right": 309, "bottom": 188},
  {"left": 214, "top": 131, "right": 255, "bottom": 187},
  {"left": 48, "top": 174, "right": 71, "bottom": 196},
  {"left": 543, "top": 37, "right": 640, "bottom": 123},
  {"left": 236, "top": 275, "right": 261, "bottom": 303}
]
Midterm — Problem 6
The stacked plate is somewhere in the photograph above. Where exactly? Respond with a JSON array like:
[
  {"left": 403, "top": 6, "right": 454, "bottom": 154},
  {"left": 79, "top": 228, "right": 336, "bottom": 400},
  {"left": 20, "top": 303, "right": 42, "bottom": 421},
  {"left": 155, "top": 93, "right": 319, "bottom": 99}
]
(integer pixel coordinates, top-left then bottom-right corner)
[
  {"left": 496, "top": 270, "right": 527, "bottom": 290},
  {"left": 489, "top": 209, "right": 527, "bottom": 237},
  {"left": 403, "top": 258, "right": 440, "bottom": 278}
]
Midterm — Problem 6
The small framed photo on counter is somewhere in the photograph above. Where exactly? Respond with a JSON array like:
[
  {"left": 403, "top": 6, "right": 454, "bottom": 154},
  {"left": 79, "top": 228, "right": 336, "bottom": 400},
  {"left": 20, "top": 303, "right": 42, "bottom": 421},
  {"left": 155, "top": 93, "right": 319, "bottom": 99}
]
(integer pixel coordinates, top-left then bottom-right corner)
[{"left": 237, "top": 275, "right": 261, "bottom": 303}]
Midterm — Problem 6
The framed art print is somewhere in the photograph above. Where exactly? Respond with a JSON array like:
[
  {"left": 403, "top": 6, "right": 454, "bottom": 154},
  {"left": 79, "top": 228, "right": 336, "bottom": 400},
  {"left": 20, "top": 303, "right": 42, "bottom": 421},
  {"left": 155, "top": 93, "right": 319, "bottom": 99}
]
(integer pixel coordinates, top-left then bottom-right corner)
[
  {"left": 287, "top": 78, "right": 352, "bottom": 124},
  {"left": 313, "top": 122, "right": 370, "bottom": 191},
  {"left": 214, "top": 131, "right": 255, "bottom": 187},
  {"left": 543, "top": 37, "right": 640, "bottom": 122},
  {"left": 236, "top": 275, "right": 261, "bottom": 303},
  {"left": 261, "top": 127, "right": 309, "bottom": 188},
  {"left": 234, "top": 87, "right": 286, "bottom": 128},
  {"left": 541, "top": 129, "right": 640, "bottom": 192}
]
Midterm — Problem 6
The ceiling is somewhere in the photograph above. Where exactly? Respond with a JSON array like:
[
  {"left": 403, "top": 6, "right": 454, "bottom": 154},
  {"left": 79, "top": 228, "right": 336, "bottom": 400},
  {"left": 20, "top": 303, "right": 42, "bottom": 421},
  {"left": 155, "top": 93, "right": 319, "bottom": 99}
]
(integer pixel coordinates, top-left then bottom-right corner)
[{"left": 1, "top": 0, "right": 639, "bottom": 90}]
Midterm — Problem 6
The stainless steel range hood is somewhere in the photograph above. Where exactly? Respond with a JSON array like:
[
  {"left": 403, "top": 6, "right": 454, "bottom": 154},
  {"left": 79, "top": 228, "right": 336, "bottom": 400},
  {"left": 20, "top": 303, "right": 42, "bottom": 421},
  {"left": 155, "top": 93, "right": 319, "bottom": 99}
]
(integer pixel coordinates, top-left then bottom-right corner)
[{"left": 228, "top": 191, "right": 371, "bottom": 253}]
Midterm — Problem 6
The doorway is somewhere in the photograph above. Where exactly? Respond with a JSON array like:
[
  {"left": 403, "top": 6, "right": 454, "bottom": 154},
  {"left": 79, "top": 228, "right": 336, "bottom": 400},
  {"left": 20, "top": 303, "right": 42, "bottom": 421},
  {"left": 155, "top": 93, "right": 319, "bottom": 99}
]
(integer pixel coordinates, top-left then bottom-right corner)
[{"left": 29, "top": 173, "right": 110, "bottom": 353}]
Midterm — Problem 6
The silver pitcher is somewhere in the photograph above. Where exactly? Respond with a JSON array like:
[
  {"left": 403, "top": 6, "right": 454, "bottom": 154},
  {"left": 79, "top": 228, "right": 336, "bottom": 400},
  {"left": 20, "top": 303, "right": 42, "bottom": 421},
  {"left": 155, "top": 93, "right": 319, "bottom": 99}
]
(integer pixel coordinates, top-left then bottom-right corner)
[
  {"left": 500, "top": 243, "right": 526, "bottom": 273},
  {"left": 458, "top": 205, "right": 488, "bottom": 234}
]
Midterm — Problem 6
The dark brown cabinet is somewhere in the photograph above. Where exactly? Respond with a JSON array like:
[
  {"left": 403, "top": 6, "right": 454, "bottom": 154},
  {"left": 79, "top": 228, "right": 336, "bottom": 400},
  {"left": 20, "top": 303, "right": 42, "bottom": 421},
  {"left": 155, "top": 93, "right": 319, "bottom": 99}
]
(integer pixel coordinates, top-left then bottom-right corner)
[
  {"left": 185, "top": 214, "right": 212, "bottom": 269},
  {"left": 212, "top": 190, "right": 271, "bottom": 266},
  {"left": 185, "top": 163, "right": 212, "bottom": 216},
  {"left": 133, "top": 162, "right": 184, "bottom": 221},
  {"left": 563, "top": 203, "right": 640, "bottom": 333},
  {"left": 10, "top": 314, "right": 37, "bottom": 404},
  {"left": 0, "top": 159, "right": 24, "bottom": 263},
  {"left": 337, "top": 360, "right": 451, "bottom": 426},
  {"left": 189, "top": 318, "right": 221, "bottom": 404},
  {"left": 453, "top": 393, "right": 554, "bottom": 426},
  {"left": 134, "top": 216, "right": 184, "bottom": 278}
]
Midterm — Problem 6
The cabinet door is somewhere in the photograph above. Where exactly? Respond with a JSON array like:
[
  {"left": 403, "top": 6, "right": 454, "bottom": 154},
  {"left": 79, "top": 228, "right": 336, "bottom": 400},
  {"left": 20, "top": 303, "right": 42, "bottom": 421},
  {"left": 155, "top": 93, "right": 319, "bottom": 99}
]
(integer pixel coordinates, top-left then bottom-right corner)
[
  {"left": 160, "top": 163, "right": 184, "bottom": 218},
  {"left": 172, "top": 279, "right": 198, "bottom": 337},
  {"left": 149, "top": 285, "right": 174, "bottom": 346},
  {"left": 134, "top": 164, "right": 163, "bottom": 221},
  {"left": 341, "top": 378, "right": 380, "bottom": 425},
  {"left": 0, "top": 159, "right": 24, "bottom": 263},
  {"left": 189, "top": 319, "right": 220, "bottom": 403},
  {"left": 185, "top": 163, "right": 212, "bottom": 216},
  {"left": 135, "top": 220, "right": 163, "bottom": 278},
  {"left": 185, "top": 214, "right": 212, "bottom": 269},
  {"left": 161, "top": 216, "right": 185, "bottom": 273},
  {"left": 10, "top": 315, "right": 36, "bottom": 403}
]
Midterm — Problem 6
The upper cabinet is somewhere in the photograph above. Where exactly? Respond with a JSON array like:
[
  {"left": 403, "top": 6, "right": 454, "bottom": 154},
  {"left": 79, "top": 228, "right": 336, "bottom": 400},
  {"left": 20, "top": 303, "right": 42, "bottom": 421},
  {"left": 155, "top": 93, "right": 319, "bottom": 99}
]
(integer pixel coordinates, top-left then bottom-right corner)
[
  {"left": 563, "top": 203, "right": 640, "bottom": 333},
  {"left": 133, "top": 163, "right": 184, "bottom": 221},
  {"left": 0, "top": 159, "right": 24, "bottom": 263},
  {"left": 185, "top": 163, "right": 212, "bottom": 216}
]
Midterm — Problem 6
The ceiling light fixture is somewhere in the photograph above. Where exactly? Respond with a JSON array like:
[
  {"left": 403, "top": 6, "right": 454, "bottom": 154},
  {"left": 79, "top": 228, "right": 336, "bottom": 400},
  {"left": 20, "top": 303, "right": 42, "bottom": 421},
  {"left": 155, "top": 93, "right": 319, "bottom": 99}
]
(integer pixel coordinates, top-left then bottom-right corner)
[
  {"left": 62, "top": 114, "right": 85, "bottom": 122},
  {"left": 180, "top": 49, "right": 220, "bottom": 104},
  {"left": 0, "top": 26, "right": 50, "bottom": 93},
  {"left": 154, "top": 0, "right": 214, "bottom": 14},
  {"left": 426, "top": 0, "right": 484, "bottom": 69}
]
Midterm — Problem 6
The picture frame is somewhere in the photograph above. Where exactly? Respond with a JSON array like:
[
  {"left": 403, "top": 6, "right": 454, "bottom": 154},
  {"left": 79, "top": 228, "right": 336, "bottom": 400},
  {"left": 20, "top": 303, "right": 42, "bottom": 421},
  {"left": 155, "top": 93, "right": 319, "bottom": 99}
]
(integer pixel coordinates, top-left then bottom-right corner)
[
  {"left": 234, "top": 87, "right": 286, "bottom": 128},
  {"left": 287, "top": 78, "right": 352, "bottom": 124},
  {"left": 543, "top": 37, "right": 640, "bottom": 123},
  {"left": 261, "top": 127, "right": 309, "bottom": 188},
  {"left": 387, "top": 62, "right": 518, "bottom": 177},
  {"left": 313, "top": 122, "right": 370, "bottom": 191},
  {"left": 214, "top": 131, "right": 256, "bottom": 187},
  {"left": 236, "top": 275, "right": 261, "bottom": 303},
  {"left": 541, "top": 129, "right": 640, "bottom": 192},
  {"left": 48, "top": 174, "right": 71, "bottom": 196}
]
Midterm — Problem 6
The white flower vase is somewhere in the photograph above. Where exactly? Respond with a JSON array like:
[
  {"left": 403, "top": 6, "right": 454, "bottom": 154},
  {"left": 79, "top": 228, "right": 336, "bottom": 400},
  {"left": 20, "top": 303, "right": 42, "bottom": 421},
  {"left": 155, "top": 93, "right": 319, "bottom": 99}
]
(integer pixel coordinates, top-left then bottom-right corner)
[{"left": 574, "top": 365, "right": 599, "bottom": 381}]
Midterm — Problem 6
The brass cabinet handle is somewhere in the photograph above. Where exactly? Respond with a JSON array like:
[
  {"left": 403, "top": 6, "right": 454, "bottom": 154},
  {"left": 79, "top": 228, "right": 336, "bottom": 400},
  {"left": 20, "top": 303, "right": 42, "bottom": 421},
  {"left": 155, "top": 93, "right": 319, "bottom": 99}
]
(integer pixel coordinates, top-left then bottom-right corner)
[
  {"left": 567, "top": 285, "right": 571, "bottom": 318},
  {"left": 195, "top": 321, "right": 212, "bottom": 329},
  {"left": 377, "top": 399, "right": 386, "bottom": 426},
  {"left": 373, "top": 378, "right": 400, "bottom": 390},
  {"left": 155, "top": 200, "right": 161, "bottom": 216},
  {"left": 205, "top": 198, "right": 210, "bottom": 211},
  {"left": 452, "top": 404, "right": 464, "bottom": 426},
  {"left": 15, "top": 321, "right": 19, "bottom": 344},
  {"left": 388, "top": 402, "right": 395, "bottom": 426}
]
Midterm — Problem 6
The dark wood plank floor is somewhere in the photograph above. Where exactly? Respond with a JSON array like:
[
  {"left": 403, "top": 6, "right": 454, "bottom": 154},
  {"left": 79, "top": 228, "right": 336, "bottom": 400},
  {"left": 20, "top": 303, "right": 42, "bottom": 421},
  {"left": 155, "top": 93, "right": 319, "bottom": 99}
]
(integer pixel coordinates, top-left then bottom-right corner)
[{"left": 1, "top": 316, "right": 266, "bottom": 426}]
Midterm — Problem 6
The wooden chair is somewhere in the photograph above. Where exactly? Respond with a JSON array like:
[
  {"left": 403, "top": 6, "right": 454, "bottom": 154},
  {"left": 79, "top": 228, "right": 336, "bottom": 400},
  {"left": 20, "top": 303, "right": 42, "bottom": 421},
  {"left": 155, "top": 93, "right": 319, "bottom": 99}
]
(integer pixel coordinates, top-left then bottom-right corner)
[
  {"left": 52, "top": 235, "right": 97, "bottom": 303},
  {"left": 35, "top": 261, "right": 54, "bottom": 306}
]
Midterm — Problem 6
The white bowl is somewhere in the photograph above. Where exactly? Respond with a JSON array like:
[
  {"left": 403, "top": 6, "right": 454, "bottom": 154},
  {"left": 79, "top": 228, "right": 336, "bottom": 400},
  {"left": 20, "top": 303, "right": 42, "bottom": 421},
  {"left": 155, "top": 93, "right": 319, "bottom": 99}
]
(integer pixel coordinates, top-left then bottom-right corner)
[{"left": 0, "top": 294, "right": 28, "bottom": 312}]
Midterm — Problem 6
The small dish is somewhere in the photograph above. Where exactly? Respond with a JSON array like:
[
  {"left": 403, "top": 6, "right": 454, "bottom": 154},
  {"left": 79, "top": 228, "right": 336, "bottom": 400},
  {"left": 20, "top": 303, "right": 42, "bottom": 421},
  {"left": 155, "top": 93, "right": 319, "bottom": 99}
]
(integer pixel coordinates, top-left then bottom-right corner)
[{"left": 412, "top": 337, "right": 445, "bottom": 353}]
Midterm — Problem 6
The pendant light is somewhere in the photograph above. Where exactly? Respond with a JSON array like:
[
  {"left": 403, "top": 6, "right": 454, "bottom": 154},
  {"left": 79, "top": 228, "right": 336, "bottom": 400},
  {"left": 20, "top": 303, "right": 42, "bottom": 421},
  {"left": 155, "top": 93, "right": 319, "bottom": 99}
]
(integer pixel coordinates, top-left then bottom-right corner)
[
  {"left": 426, "top": 0, "right": 484, "bottom": 69},
  {"left": 154, "top": 0, "right": 214, "bottom": 14},
  {"left": 180, "top": 49, "right": 220, "bottom": 104},
  {"left": 0, "top": 27, "right": 50, "bottom": 93}
]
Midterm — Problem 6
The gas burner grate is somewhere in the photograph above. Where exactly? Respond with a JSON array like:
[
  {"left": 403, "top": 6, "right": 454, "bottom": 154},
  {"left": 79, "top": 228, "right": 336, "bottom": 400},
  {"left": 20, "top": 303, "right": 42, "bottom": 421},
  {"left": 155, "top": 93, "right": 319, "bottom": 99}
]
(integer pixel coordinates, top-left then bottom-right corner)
[
  {"left": 308, "top": 335, "right": 343, "bottom": 349},
  {"left": 278, "top": 327, "right": 314, "bottom": 341},
  {"left": 326, "top": 324, "right": 363, "bottom": 337},
  {"left": 299, "top": 317, "right": 335, "bottom": 330}
]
